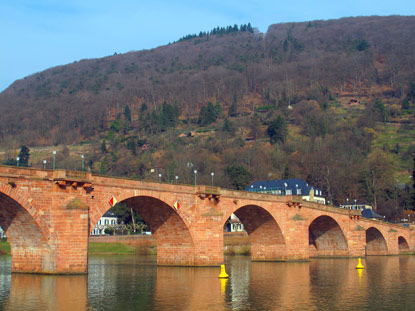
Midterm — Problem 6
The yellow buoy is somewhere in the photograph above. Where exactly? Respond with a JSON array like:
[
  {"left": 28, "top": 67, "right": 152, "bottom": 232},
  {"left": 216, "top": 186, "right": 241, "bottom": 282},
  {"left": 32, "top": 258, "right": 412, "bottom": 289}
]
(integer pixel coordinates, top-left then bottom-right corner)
[
  {"left": 218, "top": 264, "right": 229, "bottom": 278},
  {"left": 355, "top": 258, "right": 364, "bottom": 269},
  {"left": 220, "top": 278, "right": 228, "bottom": 294},
  {"left": 357, "top": 268, "right": 363, "bottom": 280}
]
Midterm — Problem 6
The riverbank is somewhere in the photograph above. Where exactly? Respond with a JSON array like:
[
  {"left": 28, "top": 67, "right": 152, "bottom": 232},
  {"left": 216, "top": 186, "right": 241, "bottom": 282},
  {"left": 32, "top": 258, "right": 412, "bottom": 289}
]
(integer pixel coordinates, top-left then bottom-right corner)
[
  {"left": 0, "top": 232, "right": 251, "bottom": 256},
  {"left": 0, "top": 241, "right": 10, "bottom": 254},
  {"left": 0, "top": 240, "right": 148, "bottom": 256},
  {"left": 90, "top": 232, "right": 251, "bottom": 255}
]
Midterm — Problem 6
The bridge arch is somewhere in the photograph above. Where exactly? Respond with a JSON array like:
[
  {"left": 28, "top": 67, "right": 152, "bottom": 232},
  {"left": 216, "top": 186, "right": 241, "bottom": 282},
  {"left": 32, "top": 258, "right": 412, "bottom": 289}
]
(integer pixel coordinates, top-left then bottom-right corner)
[
  {"left": 0, "top": 184, "right": 49, "bottom": 272},
  {"left": 93, "top": 194, "right": 195, "bottom": 266},
  {"left": 366, "top": 227, "right": 388, "bottom": 255},
  {"left": 398, "top": 236, "right": 410, "bottom": 253},
  {"left": 226, "top": 204, "right": 286, "bottom": 261},
  {"left": 308, "top": 215, "right": 348, "bottom": 257}
]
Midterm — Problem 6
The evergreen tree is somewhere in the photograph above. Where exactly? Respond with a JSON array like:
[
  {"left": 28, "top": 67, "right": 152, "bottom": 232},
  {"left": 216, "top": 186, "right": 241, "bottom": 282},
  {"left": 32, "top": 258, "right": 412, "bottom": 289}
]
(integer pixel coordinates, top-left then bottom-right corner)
[
  {"left": 247, "top": 23, "right": 253, "bottom": 33},
  {"left": 224, "top": 164, "right": 252, "bottom": 190},
  {"left": 110, "top": 119, "right": 120, "bottom": 132},
  {"left": 198, "top": 106, "right": 208, "bottom": 125},
  {"left": 101, "top": 140, "right": 108, "bottom": 153},
  {"left": 18, "top": 145, "right": 30, "bottom": 167},
  {"left": 126, "top": 138, "right": 136, "bottom": 155},
  {"left": 139, "top": 103, "right": 148, "bottom": 121},
  {"left": 222, "top": 118, "right": 234, "bottom": 133},
  {"left": 124, "top": 105, "right": 131, "bottom": 122},
  {"left": 109, "top": 202, "right": 143, "bottom": 227},
  {"left": 374, "top": 99, "right": 388, "bottom": 123},
  {"left": 401, "top": 98, "right": 410, "bottom": 110},
  {"left": 228, "top": 97, "right": 238, "bottom": 117},
  {"left": 198, "top": 102, "right": 219, "bottom": 126},
  {"left": 266, "top": 116, "right": 288, "bottom": 144},
  {"left": 215, "top": 101, "right": 223, "bottom": 117}
]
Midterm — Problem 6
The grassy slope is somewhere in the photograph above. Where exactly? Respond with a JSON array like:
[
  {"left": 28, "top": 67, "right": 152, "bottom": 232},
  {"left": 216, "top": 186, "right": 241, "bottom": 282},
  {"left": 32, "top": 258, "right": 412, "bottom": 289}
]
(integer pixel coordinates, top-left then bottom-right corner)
[
  {"left": 0, "top": 241, "right": 137, "bottom": 255},
  {"left": 0, "top": 241, "right": 10, "bottom": 255},
  {"left": 88, "top": 242, "right": 137, "bottom": 254}
]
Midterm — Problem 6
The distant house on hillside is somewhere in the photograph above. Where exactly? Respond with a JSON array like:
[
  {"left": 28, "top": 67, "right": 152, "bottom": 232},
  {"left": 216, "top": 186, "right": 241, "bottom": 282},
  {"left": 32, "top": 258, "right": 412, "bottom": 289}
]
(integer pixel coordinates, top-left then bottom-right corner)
[
  {"left": 0, "top": 226, "right": 5, "bottom": 238},
  {"left": 339, "top": 201, "right": 384, "bottom": 220},
  {"left": 361, "top": 209, "right": 384, "bottom": 220},
  {"left": 91, "top": 211, "right": 118, "bottom": 235},
  {"left": 245, "top": 178, "right": 326, "bottom": 204},
  {"left": 340, "top": 202, "right": 373, "bottom": 211},
  {"left": 224, "top": 214, "right": 245, "bottom": 232}
]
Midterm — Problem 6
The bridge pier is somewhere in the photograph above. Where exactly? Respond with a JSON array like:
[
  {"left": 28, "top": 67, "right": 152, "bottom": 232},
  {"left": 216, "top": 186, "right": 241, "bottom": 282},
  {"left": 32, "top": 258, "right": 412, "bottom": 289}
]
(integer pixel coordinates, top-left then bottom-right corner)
[
  {"left": 191, "top": 218, "right": 224, "bottom": 266},
  {"left": 11, "top": 198, "right": 89, "bottom": 274},
  {"left": 283, "top": 227, "right": 310, "bottom": 261},
  {"left": 344, "top": 229, "right": 366, "bottom": 257},
  {"left": 155, "top": 212, "right": 225, "bottom": 266}
]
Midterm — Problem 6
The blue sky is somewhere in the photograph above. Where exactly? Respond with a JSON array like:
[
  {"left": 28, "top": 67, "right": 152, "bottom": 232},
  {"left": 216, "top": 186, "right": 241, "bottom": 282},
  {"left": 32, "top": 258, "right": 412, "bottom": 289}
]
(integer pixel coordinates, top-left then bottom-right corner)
[{"left": 1, "top": 0, "right": 414, "bottom": 92}]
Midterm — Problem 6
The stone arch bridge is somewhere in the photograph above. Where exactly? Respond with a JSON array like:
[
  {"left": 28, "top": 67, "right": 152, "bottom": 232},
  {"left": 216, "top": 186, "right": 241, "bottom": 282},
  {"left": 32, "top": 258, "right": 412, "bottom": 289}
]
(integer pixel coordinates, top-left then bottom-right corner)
[{"left": 0, "top": 166, "right": 412, "bottom": 274}]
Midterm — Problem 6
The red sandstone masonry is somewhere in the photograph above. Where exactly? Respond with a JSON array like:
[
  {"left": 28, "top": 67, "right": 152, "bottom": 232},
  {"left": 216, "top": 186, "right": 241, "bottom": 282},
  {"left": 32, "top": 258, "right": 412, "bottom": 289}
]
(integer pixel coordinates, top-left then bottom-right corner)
[{"left": 0, "top": 166, "right": 413, "bottom": 274}]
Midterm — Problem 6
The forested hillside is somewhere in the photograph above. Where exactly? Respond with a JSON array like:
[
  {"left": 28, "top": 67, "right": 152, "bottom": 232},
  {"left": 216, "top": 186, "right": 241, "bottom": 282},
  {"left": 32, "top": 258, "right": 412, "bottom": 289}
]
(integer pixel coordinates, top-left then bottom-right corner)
[{"left": 0, "top": 16, "right": 414, "bottom": 219}]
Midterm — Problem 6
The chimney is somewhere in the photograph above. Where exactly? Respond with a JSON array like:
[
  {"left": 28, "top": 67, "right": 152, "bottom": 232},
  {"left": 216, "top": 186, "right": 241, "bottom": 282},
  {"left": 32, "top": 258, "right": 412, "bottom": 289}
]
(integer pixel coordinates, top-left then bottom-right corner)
[{"left": 309, "top": 187, "right": 314, "bottom": 201}]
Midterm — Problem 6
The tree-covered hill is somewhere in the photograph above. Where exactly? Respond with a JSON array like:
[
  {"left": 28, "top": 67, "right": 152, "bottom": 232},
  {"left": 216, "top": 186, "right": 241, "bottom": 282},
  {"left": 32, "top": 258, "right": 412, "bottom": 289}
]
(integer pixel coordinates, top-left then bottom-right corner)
[
  {"left": 1, "top": 16, "right": 414, "bottom": 146},
  {"left": 0, "top": 16, "right": 415, "bottom": 219}
]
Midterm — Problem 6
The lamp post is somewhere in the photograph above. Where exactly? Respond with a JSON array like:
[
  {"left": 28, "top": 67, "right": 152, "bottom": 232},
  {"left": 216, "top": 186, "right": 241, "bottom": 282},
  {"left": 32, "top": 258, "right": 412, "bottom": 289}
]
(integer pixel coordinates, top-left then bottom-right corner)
[
  {"left": 194, "top": 170, "right": 197, "bottom": 186},
  {"left": 158, "top": 173, "right": 162, "bottom": 182},
  {"left": 43, "top": 160, "right": 47, "bottom": 169},
  {"left": 175, "top": 176, "right": 178, "bottom": 184},
  {"left": 16, "top": 157, "right": 20, "bottom": 167},
  {"left": 81, "top": 155, "right": 85, "bottom": 171},
  {"left": 211, "top": 172, "right": 214, "bottom": 186},
  {"left": 53, "top": 150, "right": 56, "bottom": 170}
]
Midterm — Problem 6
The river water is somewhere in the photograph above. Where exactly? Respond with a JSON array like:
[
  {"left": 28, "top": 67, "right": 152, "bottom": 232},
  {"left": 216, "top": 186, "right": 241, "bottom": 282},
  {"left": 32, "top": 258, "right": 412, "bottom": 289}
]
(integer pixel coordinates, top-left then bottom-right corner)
[{"left": 1, "top": 255, "right": 415, "bottom": 310}]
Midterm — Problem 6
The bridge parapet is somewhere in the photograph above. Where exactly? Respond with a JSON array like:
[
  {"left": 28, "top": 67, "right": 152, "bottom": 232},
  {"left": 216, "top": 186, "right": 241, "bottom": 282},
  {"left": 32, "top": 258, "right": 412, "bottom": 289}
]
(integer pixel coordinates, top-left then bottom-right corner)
[
  {"left": 295, "top": 199, "right": 362, "bottom": 218},
  {"left": 0, "top": 165, "right": 54, "bottom": 179},
  {"left": 53, "top": 170, "right": 92, "bottom": 182}
]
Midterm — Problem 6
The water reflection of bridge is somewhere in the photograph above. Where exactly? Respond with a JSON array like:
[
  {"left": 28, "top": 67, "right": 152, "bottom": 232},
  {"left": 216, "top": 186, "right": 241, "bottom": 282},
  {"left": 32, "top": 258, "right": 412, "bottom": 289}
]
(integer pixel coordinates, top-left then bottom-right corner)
[
  {"left": 0, "top": 166, "right": 413, "bottom": 274},
  {"left": 2, "top": 256, "right": 414, "bottom": 310}
]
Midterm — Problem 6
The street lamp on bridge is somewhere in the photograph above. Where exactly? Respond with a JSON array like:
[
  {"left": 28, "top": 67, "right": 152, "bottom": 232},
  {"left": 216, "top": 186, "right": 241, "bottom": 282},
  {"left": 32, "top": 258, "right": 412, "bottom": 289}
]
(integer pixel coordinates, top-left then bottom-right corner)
[{"left": 53, "top": 150, "right": 57, "bottom": 170}]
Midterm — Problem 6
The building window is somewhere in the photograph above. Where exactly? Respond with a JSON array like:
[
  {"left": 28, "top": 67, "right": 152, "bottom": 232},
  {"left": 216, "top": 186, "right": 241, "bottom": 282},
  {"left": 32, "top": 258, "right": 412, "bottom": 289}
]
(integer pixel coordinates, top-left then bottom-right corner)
[
  {"left": 297, "top": 189, "right": 302, "bottom": 195},
  {"left": 111, "top": 219, "right": 116, "bottom": 225},
  {"left": 105, "top": 219, "right": 109, "bottom": 225},
  {"left": 286, "top": 189, "right": 292, "bottom": 195}
]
